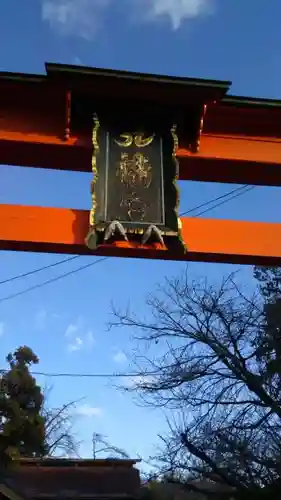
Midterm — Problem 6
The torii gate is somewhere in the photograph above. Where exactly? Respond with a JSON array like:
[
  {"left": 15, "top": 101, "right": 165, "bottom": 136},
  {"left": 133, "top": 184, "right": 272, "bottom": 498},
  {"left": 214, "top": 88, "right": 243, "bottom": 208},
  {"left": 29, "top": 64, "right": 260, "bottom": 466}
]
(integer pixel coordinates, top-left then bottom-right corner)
[{"left": 1, "top": 62, "right": 281, "bottom": 265}]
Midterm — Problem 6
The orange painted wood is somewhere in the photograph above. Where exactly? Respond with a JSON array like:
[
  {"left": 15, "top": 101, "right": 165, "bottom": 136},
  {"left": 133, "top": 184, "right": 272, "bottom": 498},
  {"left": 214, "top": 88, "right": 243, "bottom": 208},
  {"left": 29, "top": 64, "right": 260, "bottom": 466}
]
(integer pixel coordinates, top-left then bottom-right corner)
[
  {"left": 178, "top": 134, "right": 281, "bottom": 185},
  {"left": 1, "top": 70, "right": 281, "bottom": 186},
  {"left": 204, "top": 102, "right": 281, "bottom": 138},
  {"left": 1, "top": 130, "right": 281, "bottom": 185},
  {"left": 1, "top": 204, "right": 281, "bottom": 265},
  {"left": 192, "top": 134, "right": 281, "bottom": 164}
]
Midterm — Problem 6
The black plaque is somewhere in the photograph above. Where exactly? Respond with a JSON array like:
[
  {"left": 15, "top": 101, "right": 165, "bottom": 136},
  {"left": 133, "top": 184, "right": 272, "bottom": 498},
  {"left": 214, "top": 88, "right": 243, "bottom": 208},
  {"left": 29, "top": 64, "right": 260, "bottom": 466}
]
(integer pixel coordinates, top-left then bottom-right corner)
[
  {"left": 86, "top": 111, "right": 182, "bottom": 249},
  {"left": 104, "top": 131, "right": 164, "bottom": 225}
]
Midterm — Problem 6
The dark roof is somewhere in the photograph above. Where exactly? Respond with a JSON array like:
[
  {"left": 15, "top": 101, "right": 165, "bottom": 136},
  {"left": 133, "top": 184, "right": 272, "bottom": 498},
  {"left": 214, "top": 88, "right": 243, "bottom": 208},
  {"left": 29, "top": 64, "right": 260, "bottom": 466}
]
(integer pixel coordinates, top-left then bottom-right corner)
[
  {"left": 44, "top": 62, "right": 231, "bottom": 110},
  {"left": 223, "top": 94, "right": 281, "bottom": 109},
  {"left": 17, "top": 458, "right": 140, "bottom": 468},
  {"left": 1, "top": 459, "right": 141, "bottom": 500},
  {"left": 0, "top": 62, "right": 280, "bottom": 110},
  {"left": 45, "top": 62, "right": 231, "bottom": 91},
  {"left": 0, "top": 62, "right": 230, "bottom": 109},
  {"left": 0, "top": 71, "right": 45, "bottom": 83}
]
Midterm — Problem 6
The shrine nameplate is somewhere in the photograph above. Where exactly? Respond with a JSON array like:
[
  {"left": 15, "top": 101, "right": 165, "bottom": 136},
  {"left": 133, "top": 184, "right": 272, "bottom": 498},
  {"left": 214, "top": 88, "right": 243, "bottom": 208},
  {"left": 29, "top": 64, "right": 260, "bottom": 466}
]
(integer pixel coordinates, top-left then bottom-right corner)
[{"left": 86, "top": 112, "right": 184, "bottom": 250}]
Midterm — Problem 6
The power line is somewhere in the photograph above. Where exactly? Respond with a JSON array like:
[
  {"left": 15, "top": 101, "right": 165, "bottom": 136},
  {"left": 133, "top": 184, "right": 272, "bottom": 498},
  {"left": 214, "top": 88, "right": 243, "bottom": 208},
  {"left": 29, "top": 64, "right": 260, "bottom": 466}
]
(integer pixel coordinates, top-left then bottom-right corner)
[
  {"left": 0, "top": 184, "right": 254, "bottom": 302},
  {"left": 0, "top": 369, "right": 153, "bottom": 379},
  {"left": 179, "top": 184, "right": 254, "bottom": 217},
  {"left": 1, "top": 185, "right": 253, "bottom": 288},
  {"left": 0, "top": 257, "right": 109, "bottom": 304},
  {"left": 0, "top": 255, "right": 80, "bottom": 285},
  {"left": 0, "top": 187, "right": 256, "bottom": 379},
  {"left": 192, "top": 185, "right": 255, "bottom": 217}
]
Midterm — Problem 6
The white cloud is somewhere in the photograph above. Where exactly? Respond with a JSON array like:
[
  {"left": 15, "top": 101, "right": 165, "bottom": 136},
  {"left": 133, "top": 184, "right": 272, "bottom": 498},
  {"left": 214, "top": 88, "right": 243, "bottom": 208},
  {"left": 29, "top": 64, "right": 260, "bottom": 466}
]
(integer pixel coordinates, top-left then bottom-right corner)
[
  {"left": 67, "top": 336, "right": 83, "bottom": 352},
  {"left": 112, "top": 350, "right": 127, "bottom": 364},
  {"left": 139, "top": 0, "right": 213, "bottom": 29},
  {"left": 41, "top": 0, "right": 110, "bottom": 40},
  {"left": 52, "top": 313, "right": 66, "bottom": 320},
  {"left": 0, "top": 323, "right": 4, "bottom": 337},
  {"left": 65, "top": 323, "right": 79, "bottom": 337},
  {"left": 34, "top": 310, "right": 66, "bottom": 330},
  {"left": 75, "top": 404, "right": 103, "bottom": 417},
  {"left": 65, "top": 319, "right": 95, "bottom": 353},
  {"left": 42, "top": 0, "right": 213, "bottom": 38}
]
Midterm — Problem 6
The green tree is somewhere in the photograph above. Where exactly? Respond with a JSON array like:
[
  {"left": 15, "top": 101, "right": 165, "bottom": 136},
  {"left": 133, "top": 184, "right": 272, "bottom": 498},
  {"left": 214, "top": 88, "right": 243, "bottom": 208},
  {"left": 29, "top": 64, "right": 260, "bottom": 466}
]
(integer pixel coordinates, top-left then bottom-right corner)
[{"left": 0, "top": 346, "right": 46, "bottom": 466}]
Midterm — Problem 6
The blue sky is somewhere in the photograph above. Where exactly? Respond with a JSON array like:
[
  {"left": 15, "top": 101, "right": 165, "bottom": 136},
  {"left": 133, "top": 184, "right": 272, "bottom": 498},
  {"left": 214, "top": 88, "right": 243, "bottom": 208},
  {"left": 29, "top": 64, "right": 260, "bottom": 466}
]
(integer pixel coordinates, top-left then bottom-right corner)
[{"left": 0, "top": 0, "right": 281, "bottom": 466}]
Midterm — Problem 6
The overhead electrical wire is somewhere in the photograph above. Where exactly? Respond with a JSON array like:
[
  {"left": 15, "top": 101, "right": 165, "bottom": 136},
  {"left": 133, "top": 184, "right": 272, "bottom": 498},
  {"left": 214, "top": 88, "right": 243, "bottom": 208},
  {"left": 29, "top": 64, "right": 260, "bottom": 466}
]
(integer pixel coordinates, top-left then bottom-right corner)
[
  {"left": 179, "top": 184, "right": 253, "bottom": 217},
  {"left": 189, "top": 185, "right": 255, "bottom": 218},
  {"left": 0, "top": 184, "right": 255, "bottom": 305},
  {"left": 0, "top": 185, "right": 256, "bottom": 379},
  {"left": 0, "top": 255, "right": 80, "bottom": 285},
  {"left": 0, "top": 368, "right": 153, "bottom": 379},
  {"left": 0, "top": 257, "right": 108, "bottom": 304},
  {"left": 1, "top": 184, "right": 255, "bottom": 289}
]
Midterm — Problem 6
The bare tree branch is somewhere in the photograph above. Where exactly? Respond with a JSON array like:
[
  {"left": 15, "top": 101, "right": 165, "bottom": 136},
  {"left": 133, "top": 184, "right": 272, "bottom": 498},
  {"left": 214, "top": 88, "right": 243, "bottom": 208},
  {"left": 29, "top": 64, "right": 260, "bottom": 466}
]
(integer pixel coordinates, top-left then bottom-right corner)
[
  {"left": 111, "top": 269, "right": 281, "bottom": 498},
  {"left": 41, "top": 385, "right": 82, "bottom": 457}
]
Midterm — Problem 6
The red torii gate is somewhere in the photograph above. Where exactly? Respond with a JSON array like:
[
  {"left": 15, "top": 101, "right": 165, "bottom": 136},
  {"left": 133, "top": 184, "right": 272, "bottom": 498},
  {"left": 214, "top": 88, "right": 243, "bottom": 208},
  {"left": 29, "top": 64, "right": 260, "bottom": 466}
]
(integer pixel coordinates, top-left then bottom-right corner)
[{"left": 1, "top": 63, "right": 281, "bottom": 265}]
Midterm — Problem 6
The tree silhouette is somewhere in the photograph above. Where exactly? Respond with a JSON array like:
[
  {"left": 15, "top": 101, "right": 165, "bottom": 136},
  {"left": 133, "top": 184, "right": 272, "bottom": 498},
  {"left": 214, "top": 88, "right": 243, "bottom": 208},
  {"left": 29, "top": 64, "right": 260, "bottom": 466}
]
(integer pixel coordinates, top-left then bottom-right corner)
[{"left": 112, "top": 268, "right": 281, "bottom": 499}]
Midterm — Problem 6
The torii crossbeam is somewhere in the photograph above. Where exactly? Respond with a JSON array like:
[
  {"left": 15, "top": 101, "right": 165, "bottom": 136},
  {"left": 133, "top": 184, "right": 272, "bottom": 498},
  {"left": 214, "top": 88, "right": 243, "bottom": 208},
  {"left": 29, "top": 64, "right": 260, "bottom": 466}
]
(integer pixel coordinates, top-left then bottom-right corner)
[{"left": 1, "top": 63, "right": 281, "bottom": 265}]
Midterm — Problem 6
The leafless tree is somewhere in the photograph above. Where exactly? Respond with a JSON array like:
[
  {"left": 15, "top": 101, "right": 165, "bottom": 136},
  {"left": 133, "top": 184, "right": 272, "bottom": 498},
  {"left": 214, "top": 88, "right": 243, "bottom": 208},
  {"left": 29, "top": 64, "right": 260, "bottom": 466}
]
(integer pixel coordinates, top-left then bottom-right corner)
[
  {"left": 91, "top": 432, "right": 129, "bottom": 459},
  {"left": 111, "top": 269, "right": 281, "bottom": 498},
  {"left": 42, "top": 385, "right": 82, "bottom": 457}
]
